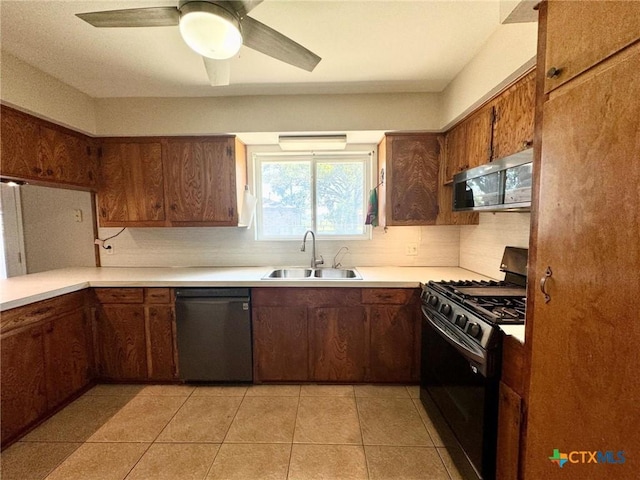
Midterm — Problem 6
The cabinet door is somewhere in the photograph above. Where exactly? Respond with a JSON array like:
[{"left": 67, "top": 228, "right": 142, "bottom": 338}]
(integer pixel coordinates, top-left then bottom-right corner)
[
  {"left": 496, "top": 382, "right": 522, "bottom": 480},
  {"left": 465, "top": 105, "right": 494, "bottom": 169},
  {"left": 544, "top": 0, "right": 640, "bottom": 93},
  {"left": 310, "top": 307, "right": 367, "bottom": 382},
  {"left": 524, "top": 44, "right": 640, "bottom": 479},
  {"left": 369, "top": 304, "right": 420, "bottom": 383},
  {"left": 0, "top": 106, "right": 40, "bottom": 179},
  {"left": 94, "top": 305, "right": 148, "bottom": 380},
  {"left": 0, "top": 325, "right": 47, "bottom": 444},
  {"left": 386, "top": 134, "right": 440, "bottom": 225},
  {"left": 147, "top": 305, "right": 176, "bottom": 380},
  {"left": 98, "top": 141, "right": 165, "bottom": 225},
  {"left": 44, "top": 310, "right": 92, "bottom": 410},
  {"left": 252, "top": 306, "right": 308, "bottom": 382},
  {"left": 38, "top": 125, "right": 95, "bottom": 187},
  {"left": 492, "top": 70, "right": 536, "bottom": 161},
  {"left": 444, "top": 122, "right": 467, "bottom": 183},
  {"left": 164, "top": 138, "right": 238, "bottom": 225}
]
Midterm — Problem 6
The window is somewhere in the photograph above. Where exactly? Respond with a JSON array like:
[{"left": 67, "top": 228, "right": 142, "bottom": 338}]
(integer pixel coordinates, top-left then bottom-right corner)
[{"left": 254, "top": 152, "right": 371, "bottom": 240}]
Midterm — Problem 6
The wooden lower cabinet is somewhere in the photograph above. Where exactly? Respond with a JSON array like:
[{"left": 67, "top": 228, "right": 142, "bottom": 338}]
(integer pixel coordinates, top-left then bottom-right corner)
[
  {"left": 252, "top": 287, "right": 420, "bottom": 383},
  {"left": 0, "top": 291, "right": 92, "bottom": 446},
  {"left": 92, "top": 288, "right": 177, "bottom": 381}
]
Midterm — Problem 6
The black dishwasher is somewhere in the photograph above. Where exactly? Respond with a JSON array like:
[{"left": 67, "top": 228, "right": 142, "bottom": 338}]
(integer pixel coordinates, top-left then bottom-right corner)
[{"left": 175, "top": 288, "right": 252, "bottom": 382}]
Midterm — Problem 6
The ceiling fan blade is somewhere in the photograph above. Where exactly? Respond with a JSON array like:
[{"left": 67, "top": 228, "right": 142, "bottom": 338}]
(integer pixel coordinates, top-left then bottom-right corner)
[
  {"left": 240, "top": 16, "right": 321, "bottom": 72},
  {"left": 203, "top": 57, "right": 231, "bottom": 86},
  {"left": 227, "top": 0, "right": 265, "bottom": 17},
  {"left": 76, "top": 7, "right": 179, "bottom": 28}
]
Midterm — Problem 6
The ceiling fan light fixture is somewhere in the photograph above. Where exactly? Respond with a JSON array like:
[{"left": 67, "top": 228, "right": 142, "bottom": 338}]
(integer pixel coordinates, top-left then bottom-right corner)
[{"left": 179, "top": 1, "right": 242, "bottom": 60}]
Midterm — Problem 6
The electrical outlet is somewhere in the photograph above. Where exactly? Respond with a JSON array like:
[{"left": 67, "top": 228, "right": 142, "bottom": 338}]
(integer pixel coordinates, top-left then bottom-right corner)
[
  {"left": 406, "top": 243, "right": 418, "bottom": 256},
  {"left": 74, "top": 209, "right": 83, "bottom": 222},
  {"left": 105, "top": 245, "right": 114, "bottom": 255}
]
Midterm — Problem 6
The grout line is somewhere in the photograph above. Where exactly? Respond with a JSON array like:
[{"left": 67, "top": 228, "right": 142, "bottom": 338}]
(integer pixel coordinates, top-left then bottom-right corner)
[{"left": 285, "top": 387, "right": 302, "bottom": 479}]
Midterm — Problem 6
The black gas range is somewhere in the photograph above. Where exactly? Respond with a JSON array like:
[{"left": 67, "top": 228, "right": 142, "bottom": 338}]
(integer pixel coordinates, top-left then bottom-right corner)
[{"left": 420, "top": 246, "right": 527, "bottom": 480}]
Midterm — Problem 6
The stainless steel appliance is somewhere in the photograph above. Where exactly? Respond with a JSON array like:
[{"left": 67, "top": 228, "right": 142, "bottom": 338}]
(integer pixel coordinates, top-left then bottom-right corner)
[
  {"left": 175, "top": 288, "right": 252, "bottom": 382},
  {"left": 420, "top": 247, "right": 527, "bottom": 479},
  {"left": 453, "top": 149, "right": 533, "bottom": 212}
]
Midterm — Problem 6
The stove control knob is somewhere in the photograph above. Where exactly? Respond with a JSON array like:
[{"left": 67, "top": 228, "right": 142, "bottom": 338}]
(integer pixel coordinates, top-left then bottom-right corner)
[
  {"left": 467, "top": 322, "right": 482, "bottom": 339},
  {"left": 440, "top": 304, "right": 452, "bottom": 317},
  {"left": 428, "top": 295, "right": 439, "bottom": 307},
  {"left": 455, "top": 314, "right": 468, "bottom": 328}
]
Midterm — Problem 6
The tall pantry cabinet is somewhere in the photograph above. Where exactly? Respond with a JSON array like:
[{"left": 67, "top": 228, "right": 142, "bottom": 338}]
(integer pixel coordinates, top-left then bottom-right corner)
[{"left": 522, "top": 1, "right": 640, "bottom": 479}]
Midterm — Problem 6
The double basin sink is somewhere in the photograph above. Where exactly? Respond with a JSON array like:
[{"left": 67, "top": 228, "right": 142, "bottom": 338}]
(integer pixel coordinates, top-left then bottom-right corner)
[{"left": 262, "top": 267, "right": 361, "bottom": 280}]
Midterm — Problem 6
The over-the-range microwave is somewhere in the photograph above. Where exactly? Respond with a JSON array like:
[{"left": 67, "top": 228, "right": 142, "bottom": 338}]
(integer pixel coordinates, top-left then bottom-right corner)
[{"left": 453, "top": 149, "right": 533, "bottom": 212}]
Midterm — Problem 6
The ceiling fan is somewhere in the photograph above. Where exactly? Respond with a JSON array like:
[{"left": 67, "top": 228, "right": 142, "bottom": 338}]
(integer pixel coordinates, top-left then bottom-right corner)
[{"left": 76, "top": 0, "right": 321, "bottom": 86}]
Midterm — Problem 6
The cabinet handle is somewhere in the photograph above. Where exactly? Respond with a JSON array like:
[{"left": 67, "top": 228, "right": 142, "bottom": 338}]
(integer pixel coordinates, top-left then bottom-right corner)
[
  {"left": 546, "top": 67, "right": 562, "bottom": 79},
  {"left": 26, "top": 306, "right": 53, "bottom": 318},
  {"left": 522, "top": 140, "right": 533, "bottom": 149},
  {"left": 33, "top": 167, "right": 42, "bottom": 174},
  {"left": 540, "top": 266, "right": 553, "bottom": 303},
  {"left": 170, "top": 204, "right": 177, "bottom": 211},
  {"left": 46, "top": 169, "right": 54, "bottom": 176}
]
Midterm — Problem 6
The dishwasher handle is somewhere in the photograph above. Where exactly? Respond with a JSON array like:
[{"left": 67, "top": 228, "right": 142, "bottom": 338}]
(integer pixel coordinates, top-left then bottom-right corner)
[{"left": 175, "top": 288, "right": 250, "bottom": 298}]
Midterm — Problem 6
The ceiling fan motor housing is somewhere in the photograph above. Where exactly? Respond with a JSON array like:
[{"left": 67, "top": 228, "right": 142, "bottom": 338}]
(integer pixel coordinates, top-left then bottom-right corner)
[{"left": 178, "top": 1, "right": 243, "bottom": 59}]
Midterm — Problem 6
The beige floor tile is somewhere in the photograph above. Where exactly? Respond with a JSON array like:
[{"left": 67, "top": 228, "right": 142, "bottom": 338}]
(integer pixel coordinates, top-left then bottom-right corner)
[
  {"left": 365, "top": 446, "right": 450, "bottom": 480},
  {"left": 22, "top": 395, "right": 133, "bottom": 443},
  {"left": 358, "top": 397, "right": 432, "bottom": 446},
  {"left": 294, "top": 396, "right": 361, "bottom": 445},
  {"left": 406, "top": 385, "right": 421, "bottom": 399},
  {"left": 88, "top": 395, "right": 186, "bottom": 442},
  {"left": 192, "top": 386, "right": 249, "bottom": 397},
  {"left": 0, "top": 442, "right": 81, "bottom": 480},
  {"left": 206, "top": 443, "right": 290, "bottom": 480},
  {"left": 84, "top": 384, "right": 145, "bottom": 396},
  {"left": 136, "top": 385, "right": 195, "bottom": 396},
  {"left": 413, "top": 398, "right": 458, "bottom": 447},
  {"left": 288, "top": 444, "right": 368, "bottom": 480},
  {"left": 300, "top": 384, "right": 355, "bottom": 397},
  {"left": 44, "top": 443, "right": 148, "bottom": 480},
  {"left": 126, "top": 443, "right": 219, "bottom": 480},
  {"left": 225, "top": 396, "right": 298, "bottom": 443},
  {"left": 437, "top": 447, "right": 479, "bottom": 480},
  {"left": 156, "top": 396, "right": 242, "bottom": 442},
  {"left": 354, "top": 385, "right": 411, "bottom": 398},
  {"left": 245, "top": 385, "right": 301, "bottom": 397}
]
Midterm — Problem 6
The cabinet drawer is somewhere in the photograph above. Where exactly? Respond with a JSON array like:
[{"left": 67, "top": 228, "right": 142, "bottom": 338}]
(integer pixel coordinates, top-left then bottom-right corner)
[
  {"left": 361, "top": 288, "right": 418, "bottom": 305},
  {"left": 93, "top": 288, "right": 144, "bottom": 304},
  {"left": 145, "top": 288, "right": 172, "bottom": 304},
  {"left": 1, "top": 291, "right": 87, "bottom": 334}
]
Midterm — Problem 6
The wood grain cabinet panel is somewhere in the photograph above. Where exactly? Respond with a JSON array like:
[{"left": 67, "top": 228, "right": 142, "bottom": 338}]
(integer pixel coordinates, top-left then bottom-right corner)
[
  {"left": 492, "top": 70, "right": 536, "bottom": 161},
  {"left": 164, "top": 137, "right": 238, "bottom": 225},
  {"left": 147, "top": 306, "right": 176, "bottom": 380},
  {"left": 310, "top": 307, "right": 368, "bottom": 382},
  {"left": 0, "top": 106, "right": 40, "bottom": 179},
  {"left": 37, "top": 125, "right": 95, "bottom": 187},
  {"left": 496, "top": 382, "right": 522, "bottom": 480},
  {"left": 97, "top": 140, "right": 165, "bottom": 226},
  {"left": 0, "top": 325, "right": 48, "bottom": 445},
  {"left": 253, "top": 306, "right": 309, "bottom": 382},
  {"left": 94, "top": 305, "right": 148, "bottom": 380},
  {"left": 544, "top": 0, "right": 640, "bottom": 93},
  {"left": 381, "top": 133, "right": 441, "bottom": 226}
]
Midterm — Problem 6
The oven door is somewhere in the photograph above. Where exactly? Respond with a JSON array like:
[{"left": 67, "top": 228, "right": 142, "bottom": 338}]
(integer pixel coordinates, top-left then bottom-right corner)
[{"left": 420, "top": 308, "right": 499, "bottom": 480}]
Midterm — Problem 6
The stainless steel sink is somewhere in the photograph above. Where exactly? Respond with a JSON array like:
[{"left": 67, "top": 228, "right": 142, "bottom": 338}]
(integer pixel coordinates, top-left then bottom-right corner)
[{"left": 262, "top": 268, "right": 361, "bottom": 280}]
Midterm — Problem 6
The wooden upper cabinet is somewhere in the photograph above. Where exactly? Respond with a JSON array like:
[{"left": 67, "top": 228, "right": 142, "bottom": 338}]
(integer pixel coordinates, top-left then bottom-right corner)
[
  {"left": 544, "top": 0, "right": 640, "bottom": 93},
  {"left": 381, "top": 133, "right": 441, "bottom": 226},
  {"left": 444, "top": 105, "right": 493, "bottom": 184},
  {"left": 491, "top": 70, "right": 536, "bottom": 160},
  {"left": 0, "top": 106, "right": 97, "bottom": 190},
  {"left": 163, "top": 137, "right": 239, "bottom": 226},
  {"left": 0, "top": 106, "right": 40, "bottom": 179},
  {"left": 97, "top": 140, "right": 165, "bottom": 226}
]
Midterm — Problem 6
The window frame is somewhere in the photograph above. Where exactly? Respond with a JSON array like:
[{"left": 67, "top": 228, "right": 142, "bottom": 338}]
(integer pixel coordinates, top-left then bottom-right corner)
[{"left": 251, "top": 147, "right": 375, "bottom": 241}]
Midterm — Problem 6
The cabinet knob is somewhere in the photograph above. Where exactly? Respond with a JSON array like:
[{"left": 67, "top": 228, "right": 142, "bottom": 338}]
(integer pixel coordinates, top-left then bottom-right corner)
[
  {"left": 522, "top": 140, "right": 533, "bottom": 149},
  {"left": 46, "top": 169, "right": 54, "bottom": 176},
  {"left": 546, "top": 67, "right": 562, "bottom": 79},
  {"left": 170, "top": 204, "right": 177, "bottom": 211}
]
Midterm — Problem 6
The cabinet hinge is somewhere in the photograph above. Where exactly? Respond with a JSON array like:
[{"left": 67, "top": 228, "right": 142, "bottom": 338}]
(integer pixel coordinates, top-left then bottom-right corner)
[{"left": 226, "top": 146, "right": 233, "bottom": 157}]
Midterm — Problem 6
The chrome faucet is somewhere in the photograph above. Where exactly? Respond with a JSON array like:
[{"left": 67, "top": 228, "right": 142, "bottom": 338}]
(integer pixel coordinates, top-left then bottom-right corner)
[
  {"left": 301, "top": 230, "right": 324, "bottom": 268},
  {"left": 333, "top": 246, "right": 349, "bottom": 268}
]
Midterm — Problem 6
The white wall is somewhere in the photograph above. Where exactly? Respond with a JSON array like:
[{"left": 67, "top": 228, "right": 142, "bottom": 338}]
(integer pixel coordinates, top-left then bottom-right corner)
[
  {"left": 97, "top": 224, "right": 460, "bottom": 268},
  {"left": 20, "top": 186, "right": 96, "bottom": 273},
  {"left": 0, "top": 52, "right": 97, "bottom": 134},
  {"left": 459, "top": 212, "right": 531, "bottom": 279}
]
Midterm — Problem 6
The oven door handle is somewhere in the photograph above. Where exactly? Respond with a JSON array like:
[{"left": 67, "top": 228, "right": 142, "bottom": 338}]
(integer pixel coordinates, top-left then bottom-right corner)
[{"left": 421, "top": 306, "right": 486, "bottom": 367}]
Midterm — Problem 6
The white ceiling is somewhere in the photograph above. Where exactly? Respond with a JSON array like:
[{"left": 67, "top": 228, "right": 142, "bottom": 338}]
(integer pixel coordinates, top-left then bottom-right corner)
[{"left": 0, "top": 0, "right": 505, "bottom": 98}]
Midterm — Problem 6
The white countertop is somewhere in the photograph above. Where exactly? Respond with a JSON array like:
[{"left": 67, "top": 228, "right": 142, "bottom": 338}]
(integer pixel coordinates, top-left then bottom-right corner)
[{"left": 0, "top": 265, "right": 525, "bottom": 342}]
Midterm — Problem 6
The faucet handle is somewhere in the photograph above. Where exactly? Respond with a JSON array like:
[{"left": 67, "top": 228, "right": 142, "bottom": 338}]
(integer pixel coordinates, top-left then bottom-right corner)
[{"left": 316, "top": 255, "right": 324, "bottom": 267}]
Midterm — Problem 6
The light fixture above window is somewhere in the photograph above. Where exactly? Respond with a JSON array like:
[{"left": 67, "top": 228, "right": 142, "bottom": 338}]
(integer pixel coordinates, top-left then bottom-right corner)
[
  {"left": 179, "top": 1, "right": 242, "bottom": 59},
  {"left": 278, "top": 135, "right": 348, "bottom": 151}
]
